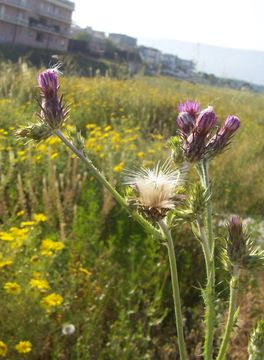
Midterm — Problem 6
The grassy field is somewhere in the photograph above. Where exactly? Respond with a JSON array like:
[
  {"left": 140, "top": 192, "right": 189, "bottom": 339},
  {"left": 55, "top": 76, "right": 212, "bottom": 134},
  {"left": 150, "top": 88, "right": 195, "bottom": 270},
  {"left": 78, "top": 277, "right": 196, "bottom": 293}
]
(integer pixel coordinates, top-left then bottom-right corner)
[{"left": 0, "top": 62, "right": 264, "bottom": 359}]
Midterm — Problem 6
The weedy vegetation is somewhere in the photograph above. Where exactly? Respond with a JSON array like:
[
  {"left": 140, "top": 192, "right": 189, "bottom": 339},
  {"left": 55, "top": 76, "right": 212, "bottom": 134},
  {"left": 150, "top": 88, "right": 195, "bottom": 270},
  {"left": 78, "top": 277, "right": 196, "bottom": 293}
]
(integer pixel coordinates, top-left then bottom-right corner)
[{"left": 0, "top": 61, "right": 264, "bottom": 359}]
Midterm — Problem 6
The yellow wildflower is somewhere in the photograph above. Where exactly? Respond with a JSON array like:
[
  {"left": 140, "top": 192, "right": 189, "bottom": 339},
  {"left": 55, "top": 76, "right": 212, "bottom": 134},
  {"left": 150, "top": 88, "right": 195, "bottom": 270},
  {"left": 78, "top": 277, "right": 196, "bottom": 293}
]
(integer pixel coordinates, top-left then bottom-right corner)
[
  {"left": 30, "top": 279, "right": 50, "bottom": 291},
  {"left": 20, "top": 221, "right": 35, "bottom": 227},
  {"left": 17, "top": 150, "right": 26, "bottom": 160},
  {"left": 11, "top": 227, "right": 29, "bottom": 236},
  {"left": 45, "top": 137, "right": 60, "bottom": 145},
  {"left": 0, "top": 129, "right": 8, "bottom": 136},
  {"left": 86, "top": 123, "right": 97, "bottom": 130},
  {"left": 41, "top": 293, "right": 63, "bottom": 307},
  {"left": 104, "top": 125, "right": 112, "bottom": 132},
  {"left": 16, "top": 210, "right": 25, "bottom": 217},
  {"left": 0, "top": 341, "right": 7, "bottom": 357},
  {"left": 4, "top": 282, "right": 21, "bottom": 295},
  {"left": 137, "top": 151, "right": 145, "bottom": 158},
  {"left": 33, "top": 213, "right": 47, "bottom": 222},
  {"left": 40, "top": 239, "right": 65, "bottom": 256},
  {"left": 15, "top": 341, "right": 32, "bottom": 354},
  {"left": 52, "top": 242, "right": 65, "bottom": 251},
  {"left": 0, "top": 232, "right": 14, "bottom": 241},
  {"left": 113, "top": 161, "right": 125, "bottom": 173},
  {"left": 51, "top": 152, "right": 58, "bottom": 159},
  {"left": 0, "top": 260, "right": 13, "bottom": 269}
]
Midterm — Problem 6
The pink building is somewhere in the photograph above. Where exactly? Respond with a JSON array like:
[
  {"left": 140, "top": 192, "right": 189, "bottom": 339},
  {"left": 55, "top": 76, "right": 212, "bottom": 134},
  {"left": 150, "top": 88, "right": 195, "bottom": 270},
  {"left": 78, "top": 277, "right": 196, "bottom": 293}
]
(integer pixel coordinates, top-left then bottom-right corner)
[{"left": 0, "top": 0, "right": 74, "bottom": 51}]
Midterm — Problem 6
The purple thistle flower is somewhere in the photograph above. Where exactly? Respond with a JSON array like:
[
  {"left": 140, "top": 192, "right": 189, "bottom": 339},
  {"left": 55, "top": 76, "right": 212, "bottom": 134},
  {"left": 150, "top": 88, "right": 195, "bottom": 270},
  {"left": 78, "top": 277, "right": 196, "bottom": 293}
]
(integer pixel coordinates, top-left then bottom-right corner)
[
  {"left": 195, "top": 106, "right": 217, "bottom": 135},
  {"left": 206, "top": 115, "right": 240, "bottom": 154},
  {"left": 183, "top": 131, "right": 207, "bottom": 162},
  {"left": 37, "top": 67, "right": 69, "bottom": 129},
  {"left": 38, "top": 69, "right": 58, "bottom": 99},
  {"left": 178, "top": 100, "right": 200, "bottom": 116},
  {"left": 222, "top": 115, "right": 240, "bottom": 134},
  {"left": 176, "top": 112, "right": 195, "bottom": 136},
  {"left": 176, "top": 100, "right": 200, "bottom": 136}
]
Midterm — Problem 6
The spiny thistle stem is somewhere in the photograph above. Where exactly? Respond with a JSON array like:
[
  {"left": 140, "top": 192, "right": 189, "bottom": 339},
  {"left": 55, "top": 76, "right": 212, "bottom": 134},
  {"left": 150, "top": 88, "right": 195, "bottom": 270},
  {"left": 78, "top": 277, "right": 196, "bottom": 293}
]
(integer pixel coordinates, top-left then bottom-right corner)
[
  {"left": 216, "top": 266, "right": 240, "bottom": 360},
  {"left": 158, "top": 219, "right": 187, "bottom": 360},
  {"left": 196, "top": 220, "right": 211, "bottom": 278},
  {"left": 53, "top": 129, "right": 161, "bottom": 238},
  {"left": 196, "top": 159, "right": 216, "bottom": 360}
]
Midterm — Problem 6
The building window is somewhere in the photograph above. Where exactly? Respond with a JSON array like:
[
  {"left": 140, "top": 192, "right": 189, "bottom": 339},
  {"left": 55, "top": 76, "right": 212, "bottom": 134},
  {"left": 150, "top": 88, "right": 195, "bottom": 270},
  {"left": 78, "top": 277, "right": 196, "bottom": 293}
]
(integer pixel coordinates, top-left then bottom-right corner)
[
  {"left": 36, "top": 32, "right": 44, "bottom": 42},
  {"left": 0, "top": 5, "right": 5, "bottom": 16}
]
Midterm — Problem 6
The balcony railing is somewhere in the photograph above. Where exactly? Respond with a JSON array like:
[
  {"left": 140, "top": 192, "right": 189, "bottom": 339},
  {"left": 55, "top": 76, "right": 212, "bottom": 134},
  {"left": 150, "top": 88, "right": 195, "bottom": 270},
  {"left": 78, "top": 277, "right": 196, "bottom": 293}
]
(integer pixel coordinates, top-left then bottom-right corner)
[
  {"left": 0, "top": 13, "right": 70, "bottom": 37},
  {"left": 38, "top": 9, "right": 72, "bottom": 24},
  {"left": 0, "top": 12, "right": 28, "bottom": 27},
  {"left": 29, "top": 21, "right": 70, "bottom": 36}
]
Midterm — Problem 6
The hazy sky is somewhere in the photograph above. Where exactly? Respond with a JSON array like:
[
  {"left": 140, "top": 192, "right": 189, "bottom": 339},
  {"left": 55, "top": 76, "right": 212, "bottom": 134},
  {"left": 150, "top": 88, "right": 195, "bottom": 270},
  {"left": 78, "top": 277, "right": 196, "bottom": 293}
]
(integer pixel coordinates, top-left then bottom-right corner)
[{"left": 72, "top": 0, "right": 263, "bottom": 51}]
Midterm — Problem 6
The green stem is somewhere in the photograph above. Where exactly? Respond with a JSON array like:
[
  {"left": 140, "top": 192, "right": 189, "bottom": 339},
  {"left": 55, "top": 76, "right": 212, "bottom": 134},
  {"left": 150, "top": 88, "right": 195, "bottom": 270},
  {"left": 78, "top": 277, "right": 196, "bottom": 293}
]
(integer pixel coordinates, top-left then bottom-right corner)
[
  {"left": 216, "top": 267, "right": 240, "bottom": 360},
  {"left": 197, "top": 159, "right": 216, "bottom": 360},
  {"left": 158, "top": 219, "right": 188, "bottom": 360},
  {"left": 53, "top": 129, "right": 161, "bottom": 238}
]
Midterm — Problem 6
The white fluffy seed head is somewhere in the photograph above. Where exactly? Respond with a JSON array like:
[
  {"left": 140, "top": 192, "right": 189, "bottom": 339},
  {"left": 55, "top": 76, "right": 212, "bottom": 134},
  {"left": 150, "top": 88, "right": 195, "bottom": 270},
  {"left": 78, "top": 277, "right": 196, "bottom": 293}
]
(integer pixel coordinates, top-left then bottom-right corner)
[
  {"left": 62, "top": 323, "right": 76, "bottom": 336},
  {"left": 124, "top": 160, "right": 186, "bottom": 211}
]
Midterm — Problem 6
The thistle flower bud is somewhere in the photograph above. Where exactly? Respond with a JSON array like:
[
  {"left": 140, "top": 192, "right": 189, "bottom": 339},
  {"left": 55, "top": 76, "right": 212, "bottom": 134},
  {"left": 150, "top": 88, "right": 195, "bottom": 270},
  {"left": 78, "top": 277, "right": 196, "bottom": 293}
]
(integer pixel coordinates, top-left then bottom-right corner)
[
  {"left": 225, "top": 215, "right": 264, "bottom": 270},
  {"left": 248, "top": 320, "right": 264, "bottom": 360},
  {"left": 37, "top": 67, "right": 69, "bottom": 129},
  {"left": 206, "top": 115, "right": 240, "bottom": 155},
  {"left": 38, "top": 69, "right": 58, "bottom": 99},
  {"left": 223, "top": 115, "right": 240, "bottom": 133},
  {"left": 195, "top": 106, "right": 217, "bottom": 135},
  {"left": 184, "top": 131, "right": 207, "bottom": 162},
  {"left": 178, "top": 100, "right": 200, "bottom": 116},
  {"left": 176, "top": 112, "right": 195, "bottom": 135},
  {"left": 16, "top": 122, "right": 52, "bottom": 142},
  {"left": 227, "top": 215, "right": 246, "bottom": 264}
]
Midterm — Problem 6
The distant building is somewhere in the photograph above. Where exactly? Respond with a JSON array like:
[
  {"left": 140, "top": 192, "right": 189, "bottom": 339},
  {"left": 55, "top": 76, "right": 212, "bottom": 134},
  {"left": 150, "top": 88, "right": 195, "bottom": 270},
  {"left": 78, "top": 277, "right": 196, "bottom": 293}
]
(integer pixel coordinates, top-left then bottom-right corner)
[
  {"left": 138, "top": 46, "right": 162, "bottom": 67},
  {"left": 92, "top": 30, "right": 105, "bottom": 40},
  {"left": 109, "top": 33, "right": 137, "bottom": 50},
  {"left": 162, "top": 53, "right": 177, "bottom": 70},
  {"left": 175, "top": 57, "right": 195, "bottom": 73},
  {"left": 0, "top": 0, "right": 74, "bottom": 51}
]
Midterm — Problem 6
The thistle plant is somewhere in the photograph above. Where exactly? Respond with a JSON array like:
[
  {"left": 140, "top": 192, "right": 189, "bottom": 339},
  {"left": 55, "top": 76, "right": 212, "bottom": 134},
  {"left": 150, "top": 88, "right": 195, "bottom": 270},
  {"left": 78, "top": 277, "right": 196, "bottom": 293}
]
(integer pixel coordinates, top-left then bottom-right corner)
[
  {"left": 248, "top": 320, "right": 264, "bottom": 360},
  {"left": 16, "top": 70, "right": 264, "bottom": 360}
]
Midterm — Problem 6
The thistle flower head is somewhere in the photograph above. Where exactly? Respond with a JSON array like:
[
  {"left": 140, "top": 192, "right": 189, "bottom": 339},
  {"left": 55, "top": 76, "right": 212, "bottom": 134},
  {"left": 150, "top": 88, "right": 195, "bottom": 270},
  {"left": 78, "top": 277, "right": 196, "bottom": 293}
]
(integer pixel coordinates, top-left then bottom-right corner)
[
  {"left": 16, "top": 121, "right": 52, "bottom": 143},
  {"left": 178, "top": 100, "right": 200, "bottom": 116},
  {"left": 223, "top": 215, "right": 264, "bottom": 270},
  {"left": 38, "top": 67, "right": 59, "bottom": 99},
  {"left": 227, "top": 215, "right": 246, "bottom": 263},
  {"left": 124, "top": 161, "right": 186, "bottom": 221},
  {"left": 177, "top": 100, "right": 200, "bottom": 136},
  {"left": 176, "top": 112, "right": 195, "bottom": 136},
  {"left": 206, "top": 115, "right": 240, "bottom": 154},
  {"left": 195, "top": 106, "right": 217, "bottom": 134},
  {"left": 37, "top": 66, "right": 69, "bottom": 130},
  {"left": 175, "top": 100, "right": 240, "bottom": 162}
]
